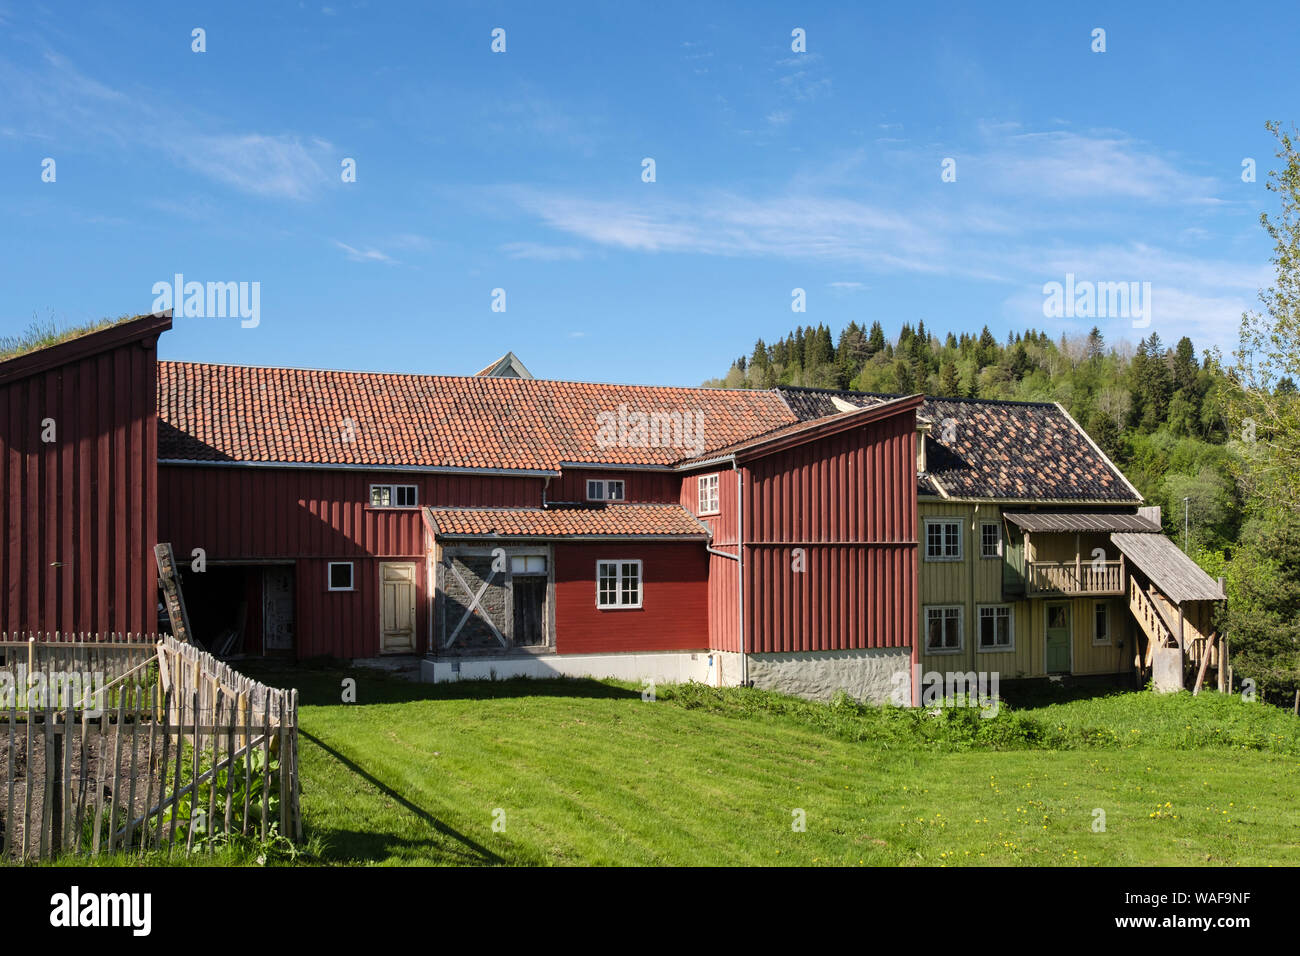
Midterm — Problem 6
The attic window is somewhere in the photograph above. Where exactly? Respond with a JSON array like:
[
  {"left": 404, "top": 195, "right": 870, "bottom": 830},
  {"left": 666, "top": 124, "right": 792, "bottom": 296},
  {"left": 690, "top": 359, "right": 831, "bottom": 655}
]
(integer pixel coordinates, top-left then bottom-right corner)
[
  {"left": 371, "top": 484, "right": 418, "bottom": 508},
  {"left": 586, "top": 479, "right": 625, "bottom": 502}
]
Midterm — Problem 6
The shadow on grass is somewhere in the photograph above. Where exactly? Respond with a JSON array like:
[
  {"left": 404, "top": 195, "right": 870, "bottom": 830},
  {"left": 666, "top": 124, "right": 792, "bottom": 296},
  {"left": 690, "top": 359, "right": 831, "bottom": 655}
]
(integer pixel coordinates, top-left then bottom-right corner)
[
  {"left": 300, "top": 729, "right": 505, "bottom": 865},
  {"left": 997, "top": 679, "right": 1138, "bottom": 711}
]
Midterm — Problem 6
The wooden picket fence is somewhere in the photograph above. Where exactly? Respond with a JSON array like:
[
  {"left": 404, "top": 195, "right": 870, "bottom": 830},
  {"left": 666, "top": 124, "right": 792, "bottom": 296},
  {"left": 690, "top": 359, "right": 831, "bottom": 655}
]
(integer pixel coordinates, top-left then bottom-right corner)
[{"left": 0, "top": 632, "right": 299, "bottom": 862}]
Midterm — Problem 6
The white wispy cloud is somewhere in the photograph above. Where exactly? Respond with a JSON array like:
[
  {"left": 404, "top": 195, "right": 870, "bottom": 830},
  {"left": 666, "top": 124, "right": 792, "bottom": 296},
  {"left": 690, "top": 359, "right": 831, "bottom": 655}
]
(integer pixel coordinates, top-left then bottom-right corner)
[
  {"left": 333, "top": 241, "right": 396, "bottom": 264},
  {"left": 500, "top": 241, "right": 586, "bottom": 261},
  {"left": 973, "top": 128, "right": 1224, "bottom": 204},
  {"left": 2, "top": 47, "right": 337, "bottom": 200},
  {"left": 174, "top": 134, "right": 333, "bottom": 200},
  {"left": 505, "top": 188, "right": 957, "bottom": 275}
]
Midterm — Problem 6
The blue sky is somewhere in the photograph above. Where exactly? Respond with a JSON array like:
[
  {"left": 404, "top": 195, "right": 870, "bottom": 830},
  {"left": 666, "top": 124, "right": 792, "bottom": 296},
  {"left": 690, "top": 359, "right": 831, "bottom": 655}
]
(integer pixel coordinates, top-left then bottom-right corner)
[{"left": 1, "top": 1, "right": 1294, "bottom": 385}]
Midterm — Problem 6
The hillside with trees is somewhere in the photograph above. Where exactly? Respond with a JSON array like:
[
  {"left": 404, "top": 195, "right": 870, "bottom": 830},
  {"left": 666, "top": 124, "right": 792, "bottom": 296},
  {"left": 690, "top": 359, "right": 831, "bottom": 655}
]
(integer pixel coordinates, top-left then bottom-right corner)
[{"left": 708, "top": 322, "right": 1240, "bottom": 556}]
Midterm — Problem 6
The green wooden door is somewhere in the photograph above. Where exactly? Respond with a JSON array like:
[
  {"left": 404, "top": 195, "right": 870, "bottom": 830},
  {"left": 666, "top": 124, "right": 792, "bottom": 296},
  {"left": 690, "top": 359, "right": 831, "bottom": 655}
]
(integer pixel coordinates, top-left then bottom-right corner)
[{"left": 1045, "top": 602, "right": 1071, "bottom": 673}]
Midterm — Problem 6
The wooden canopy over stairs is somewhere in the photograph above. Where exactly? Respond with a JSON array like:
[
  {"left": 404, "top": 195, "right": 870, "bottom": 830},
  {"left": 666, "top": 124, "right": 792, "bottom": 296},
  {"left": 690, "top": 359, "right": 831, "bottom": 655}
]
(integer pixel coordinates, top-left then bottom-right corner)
[{"left": 1114, "top": 533, "right": 1226, "bottom": 693}]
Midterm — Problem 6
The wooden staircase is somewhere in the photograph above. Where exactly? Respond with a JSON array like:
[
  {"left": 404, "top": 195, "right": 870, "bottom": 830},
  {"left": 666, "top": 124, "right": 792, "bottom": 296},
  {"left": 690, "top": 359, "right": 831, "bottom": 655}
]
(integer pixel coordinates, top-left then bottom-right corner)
[
  {"left": 1129, "top": 576, "right": 1188, "bottom": 691},
  {"left": 1129, "top": 576, "right": 1175, "bottom": 649}
]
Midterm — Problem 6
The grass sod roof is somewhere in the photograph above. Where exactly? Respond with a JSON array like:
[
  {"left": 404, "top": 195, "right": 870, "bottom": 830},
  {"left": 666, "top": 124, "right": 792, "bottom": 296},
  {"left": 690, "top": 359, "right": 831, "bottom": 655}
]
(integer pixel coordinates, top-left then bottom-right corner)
[{"left": 0, "top": 314, "right": 143, "bottom": 363}]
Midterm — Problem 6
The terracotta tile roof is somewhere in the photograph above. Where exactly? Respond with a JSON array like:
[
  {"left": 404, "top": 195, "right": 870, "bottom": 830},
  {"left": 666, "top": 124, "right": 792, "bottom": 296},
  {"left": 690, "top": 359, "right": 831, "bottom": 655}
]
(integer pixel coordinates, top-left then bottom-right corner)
[
  {"left": 157, "top": 362, "right": 797, "bottom": 470},
  {"left": 778, "top": 386, "right": 1141, "bottom": 503},
  {"left": 426, "top": 504, "right": 708, "bottom": 539}
]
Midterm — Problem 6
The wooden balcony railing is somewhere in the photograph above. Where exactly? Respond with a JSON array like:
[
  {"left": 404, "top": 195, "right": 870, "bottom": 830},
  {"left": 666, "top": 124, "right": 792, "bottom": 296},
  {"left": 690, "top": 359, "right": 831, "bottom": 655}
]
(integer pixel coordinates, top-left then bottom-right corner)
[{"left": 1025, "top": 559, "right": 1124, "bottom": 595}]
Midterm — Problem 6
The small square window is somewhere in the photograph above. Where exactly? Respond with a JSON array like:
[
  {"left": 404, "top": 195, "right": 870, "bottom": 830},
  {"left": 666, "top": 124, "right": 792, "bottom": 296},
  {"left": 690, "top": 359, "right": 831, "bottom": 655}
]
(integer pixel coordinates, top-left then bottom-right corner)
[
  {"left": 328, "top": 562, "right": 354, "bottom": 591},
  {"left": 596, "top": 560, "right": 642, "bottom": 609}
]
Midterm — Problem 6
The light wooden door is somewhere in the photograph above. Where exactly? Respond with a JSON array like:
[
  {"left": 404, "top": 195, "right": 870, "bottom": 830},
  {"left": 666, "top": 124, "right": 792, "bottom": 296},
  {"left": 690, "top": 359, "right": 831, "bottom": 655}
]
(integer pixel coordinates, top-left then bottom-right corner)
[{"left": 380, "top": 562, "right": 417, "bottom": 653}]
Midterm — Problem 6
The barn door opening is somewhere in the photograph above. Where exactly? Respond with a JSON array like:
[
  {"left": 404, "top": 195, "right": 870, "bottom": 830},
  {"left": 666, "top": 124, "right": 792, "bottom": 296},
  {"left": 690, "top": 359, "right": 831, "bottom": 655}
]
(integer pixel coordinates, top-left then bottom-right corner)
[
  {"left": 512, "top": 578, "right": 546, "bottom": 646},
  {"left": 263, "top": 567, "right": 295, "bottom": 655},
  {"left": 509, "top": 553, "right": 547, "bottom": 647}
]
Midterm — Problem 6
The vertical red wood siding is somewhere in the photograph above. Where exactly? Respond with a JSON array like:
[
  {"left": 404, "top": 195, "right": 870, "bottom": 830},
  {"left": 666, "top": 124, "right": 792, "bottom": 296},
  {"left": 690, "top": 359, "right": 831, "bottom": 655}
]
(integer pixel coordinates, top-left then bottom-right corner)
[
  {"left": 1, "top": 319, "right": 166, "bottom": 636},
  {"left": 678, "top": 466, "right": 742, "bottom": 652},
  {"left": 156, "top": 465, "right": 542, "bottom": 657},
  {"left": 553, "top": 542, "right": 709, "bottom": 653},
  {"left": 157, "top": 467, "right": 542, "bottom": 559},
  {"left": 740, "top": 411, "right": 918, "bottom": 654},
  {"left": 549, "top": 468, "right": 678, "bottom": 504}
]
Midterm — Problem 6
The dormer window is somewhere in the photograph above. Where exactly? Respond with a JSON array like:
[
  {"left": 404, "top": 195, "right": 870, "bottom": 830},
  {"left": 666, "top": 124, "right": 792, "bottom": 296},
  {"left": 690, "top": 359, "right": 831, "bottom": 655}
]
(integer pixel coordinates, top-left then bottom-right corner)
[{"left": 586, "top": 479, "right": 625, "bottom": 501}]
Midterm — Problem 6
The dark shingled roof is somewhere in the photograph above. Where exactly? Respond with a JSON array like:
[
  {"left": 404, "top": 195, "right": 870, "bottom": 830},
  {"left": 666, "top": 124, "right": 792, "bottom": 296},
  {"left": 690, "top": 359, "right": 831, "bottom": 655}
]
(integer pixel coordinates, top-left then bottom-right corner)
[{"left": 778, "top": 386, "right": 1141, "bottom": 503}]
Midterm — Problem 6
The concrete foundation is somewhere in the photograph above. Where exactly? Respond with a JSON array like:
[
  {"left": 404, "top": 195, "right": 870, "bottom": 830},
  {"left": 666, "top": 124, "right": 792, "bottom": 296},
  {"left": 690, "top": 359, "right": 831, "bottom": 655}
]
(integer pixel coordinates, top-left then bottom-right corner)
[
  {"left": 745, "top": 647, "right": 912, "bottom": 703},
  {"left": 421, "top": 647, "right": 913, "bottom": 704},
  {"left": 422, "top": 650, "right": 744, "bottom": 688}
]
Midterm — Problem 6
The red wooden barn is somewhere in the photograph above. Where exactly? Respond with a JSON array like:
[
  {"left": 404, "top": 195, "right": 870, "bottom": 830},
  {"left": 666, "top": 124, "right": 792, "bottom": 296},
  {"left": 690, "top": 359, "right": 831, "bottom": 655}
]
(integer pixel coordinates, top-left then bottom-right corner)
[
  {"left": 153, "top": 357, "right": 923, "bottom": 701},
  {"left": 0, "top": 313, "right": 171, "bottom": 637}
]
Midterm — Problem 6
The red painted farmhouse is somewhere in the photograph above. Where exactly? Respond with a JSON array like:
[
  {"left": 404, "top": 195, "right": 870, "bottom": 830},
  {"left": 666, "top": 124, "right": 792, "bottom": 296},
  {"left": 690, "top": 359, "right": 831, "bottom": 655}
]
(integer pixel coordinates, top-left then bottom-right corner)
[{"left": 155, "top": 353, "right": 922, "bottom": 700}]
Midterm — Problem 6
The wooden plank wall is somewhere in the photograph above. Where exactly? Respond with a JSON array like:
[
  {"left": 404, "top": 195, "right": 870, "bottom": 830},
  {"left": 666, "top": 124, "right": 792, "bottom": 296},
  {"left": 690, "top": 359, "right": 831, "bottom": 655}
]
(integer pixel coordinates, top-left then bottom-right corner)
[{"left": 1, "top": 334, "right": 161, "bottom": 635}]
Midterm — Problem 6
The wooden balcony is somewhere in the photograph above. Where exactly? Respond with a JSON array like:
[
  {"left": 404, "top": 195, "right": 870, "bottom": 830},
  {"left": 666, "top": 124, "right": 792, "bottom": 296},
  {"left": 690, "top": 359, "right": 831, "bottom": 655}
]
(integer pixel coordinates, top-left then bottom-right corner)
[{"left": 1025, "top": 559, "right": 1125, "bottom": 596}]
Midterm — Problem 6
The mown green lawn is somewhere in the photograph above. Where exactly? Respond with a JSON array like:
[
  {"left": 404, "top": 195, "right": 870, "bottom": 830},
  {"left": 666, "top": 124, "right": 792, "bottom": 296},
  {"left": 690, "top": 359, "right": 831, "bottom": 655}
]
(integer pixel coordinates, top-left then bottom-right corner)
[{"left": 247, "top": 667, "right": 1299, "bottom": 867}]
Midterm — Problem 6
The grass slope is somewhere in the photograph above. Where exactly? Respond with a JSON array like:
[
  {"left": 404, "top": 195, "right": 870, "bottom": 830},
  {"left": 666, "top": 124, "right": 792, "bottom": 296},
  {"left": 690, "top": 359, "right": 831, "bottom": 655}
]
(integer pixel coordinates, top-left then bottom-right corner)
[
  {"left": 50, "top": 670, "right": 1298, "bottom": 866},
  {"left": 272, "top": 669, "right": 1298, "bottom": 867}
]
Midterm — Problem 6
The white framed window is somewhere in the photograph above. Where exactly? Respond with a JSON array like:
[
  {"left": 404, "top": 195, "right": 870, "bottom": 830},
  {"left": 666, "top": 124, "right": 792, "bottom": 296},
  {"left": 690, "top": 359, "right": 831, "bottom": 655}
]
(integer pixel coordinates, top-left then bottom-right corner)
[
  {"left": 924, "top": 518, "right": 962, "bottom": 561},
  {"left": 1093, "top": 601, "right": 1111, "bottom": 645},
  {"left": 977, "top": 604, "right": 1014, "bottom": 651},
  {"left": 586, "top": 479, "right": 625, "bottom": 501},
  {"left": 327, "top": 562, "right": 354, "bottom": 591},
  {"left": 510, "top": 554, "right": 547, "bottom": 575},
  {"left": 370, "top": 484, "right": 418, "bottom": 508},
  {"left": 697, "top": 474, "right": 720, "bottom": 515},
  {"left": 980, "top": 522, "right": 1002, "bottom": 558},
  {"left": 924, "top": 605, "right": 963, "bottom": 653},
  {"left": 596, "top": 560, "right": 642, "bottom": 609}
]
